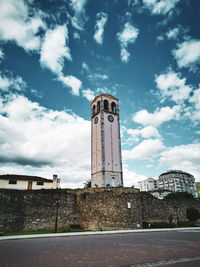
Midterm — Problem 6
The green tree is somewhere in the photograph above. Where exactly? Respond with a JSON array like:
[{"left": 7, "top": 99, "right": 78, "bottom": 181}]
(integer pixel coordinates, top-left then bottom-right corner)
[
  {"left": 164, "top": 192, "right": 194, "bottom": 201},
  {"left": 84, "top": 179, "right": 91, "bottom": 188},
  {"left": 196, "top": 182, "right": 200, "bottom": 197},
  {"left": 164, "top": 192, "right": 194, "bottom": 227},
  {"left": 186, "top": 208, "right": 200, "bottom": 222}
]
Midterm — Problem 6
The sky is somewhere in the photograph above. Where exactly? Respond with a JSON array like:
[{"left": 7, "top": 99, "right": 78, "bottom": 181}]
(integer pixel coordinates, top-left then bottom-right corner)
[{"left": 0, "top": 0, "right": 200, "bottom": 188}]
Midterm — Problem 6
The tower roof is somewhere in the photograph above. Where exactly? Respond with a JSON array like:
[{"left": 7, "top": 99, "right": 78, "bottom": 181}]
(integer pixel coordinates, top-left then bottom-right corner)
[{"left": 91, "top": 94, "right": 118, "bottom": 105}]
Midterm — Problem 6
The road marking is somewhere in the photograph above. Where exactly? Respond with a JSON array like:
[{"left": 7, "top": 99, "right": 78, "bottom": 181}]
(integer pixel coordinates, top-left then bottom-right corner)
[{"left": 130, "top": 256, "right": 200, "bottom": 266}]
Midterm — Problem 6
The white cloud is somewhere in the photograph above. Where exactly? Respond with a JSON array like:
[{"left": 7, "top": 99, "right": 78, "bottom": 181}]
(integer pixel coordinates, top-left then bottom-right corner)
[
  {"left": 157, "top": 35, "right": 164, "bottom": 42},
  {"left": 166, "top": 27, "right": 179, "bottom": 39},
  {"left": 40, "top": 25, "right": 72, "bottom": 75},
  {"left": 120, "top": 47, "right": 131, "bottom": 63},
  {"left": 190, "top": 88, "right": 200, "bottom": 110},
  {"left": 159, "top": 143, "right": 200, "bottom": 180},
  {"left": 140, "top": 126, "right": 161, "bottom": 139},
  {"left": 188, "top": 88, "right": 200, "bottom": 121},
  {"left": 123, "top": 139, "right": 165, "bottom": 160},
  {"left": 70, "top": 0, "right": 88, "bottom": 14},
  {"left": 172, "top": 39, "right": 200, "bottom": 70},
  {"left": 0, "top": 0, "right": 46, "bottom": 51},
  {"left": 155, "top": 70, "right": 192, "bottom": 103},
  {"left": 59, "top": 75, "right": 82, "bottom": 96},
  {"left": 143, "top": 0, "right": 180, "bottom": 15},
  {"left": 82, "top": 62, "right": 90, "bottom": 72},
  {"left": 40, "top": 25, "right": 83, "bottom": 97},
  {"left": 0, "top": 48, "right": 4, "bottom": 61},
  {"left": 96, "top": 87, "right": 112, "bottom": 94},
  {"left": 70, "top": 0, "right": 88, "bottom": 30},
  {"left": 133, "top": 106, "right": 180, "bottom": 127},
  {"left": 127, "top": 126, "right": 161, "bottom": 142},
  {"left": 157, "top": 27, "right": 179, "bottom": 42},
  {"left": 123, "top": 165, "right": 147, "bottom": 187},
  {"left": 82, "top": 89, "right": 95, "bottom": 101},
  {"left": 0, "top": 94, "right": 91, "bottom": 188},
  {"left": 117, "top": 22, "right": 139, "bottom": 63},
  {"left": 73, "top": 32, "right": 81, "bottom": 40},
  {"left": 94, "top": 12, "right": 108, "bottom": 45},
  {"left": 88, "top": 73, "right": 109, "bottom": 80},
  {"left": 0, "top": 72, "right": 26, "bottom": 91}
]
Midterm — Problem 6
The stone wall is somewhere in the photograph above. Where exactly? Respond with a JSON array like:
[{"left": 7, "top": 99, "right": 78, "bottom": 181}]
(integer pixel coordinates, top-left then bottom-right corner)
[
  {"left": 0, "top": 188, "right": 200, "bottom": 232},
  {"left": 76, "top": 187, "right": 142, "bottom": 230},
  {"left": 0, "top": 189, "right": 78, "bottom": 232},
  {"left": 140, "top": 192, "right": 200, "bottom": 225}
]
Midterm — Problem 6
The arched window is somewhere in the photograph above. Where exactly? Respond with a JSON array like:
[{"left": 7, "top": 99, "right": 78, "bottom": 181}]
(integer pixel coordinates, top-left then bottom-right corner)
[
  {"left": 92, "top": 105, "right": 96, "bottom": 116},
  {"left": 111, "top": 102, "right": 116, "bottom": 113},
  {"left": 97, "top": 101, "right": 100, "bottom": 112},
  {"left": 104, "top": 100, "right": 109, "bottom": 111}
]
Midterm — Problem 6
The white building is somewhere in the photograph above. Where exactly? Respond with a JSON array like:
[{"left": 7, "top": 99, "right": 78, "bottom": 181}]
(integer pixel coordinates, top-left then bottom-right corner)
[
  {"left": 158, "top": 170, "right": 198, "bottom": 198},
  {"left": 138, "top": 170, "right": 198, "bottom": 198},
  {"left": 150, "top": 189, "right": 172, "bottom": 200},
  {"left": 91, "top": 94, "right": 123, "bottom": 188},
  {"left": 138, "top": 178, "right": 158, "bottom": 192},
  {"left": 0, "top": 174, "right": 60, "bottom": 190}
]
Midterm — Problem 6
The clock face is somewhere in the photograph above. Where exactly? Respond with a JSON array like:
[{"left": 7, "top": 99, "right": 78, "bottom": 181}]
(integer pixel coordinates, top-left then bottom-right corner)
[
  {"left": 94, "top": 117, "right": 98, "bottom": 124},
  {"left": 108, "top": 115, "right": 114, "bottom": 122}
]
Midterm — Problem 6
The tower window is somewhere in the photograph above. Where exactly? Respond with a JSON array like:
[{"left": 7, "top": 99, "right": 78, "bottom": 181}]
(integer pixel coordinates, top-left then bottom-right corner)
[
  {"left": 104, "top": 100, "right": 109, "bottom": 111},
  {"left": 92, "top": 105, "right": 96, "bottom": 116},
  {"left": 111, "top": 102, "right": 117, "bottom": 113},
  {"left": 97, "top": 101, "right": 100, "bottom": 112}
]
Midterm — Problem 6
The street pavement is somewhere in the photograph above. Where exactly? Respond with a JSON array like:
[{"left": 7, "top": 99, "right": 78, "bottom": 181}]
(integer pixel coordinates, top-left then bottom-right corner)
[{"left": 0, "top": 229, "right": 200, "bottom": 267}]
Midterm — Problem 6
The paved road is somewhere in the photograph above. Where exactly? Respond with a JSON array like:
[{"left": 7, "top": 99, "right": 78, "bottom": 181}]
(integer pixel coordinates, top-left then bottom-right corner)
[{"left": 1, "top": 230, "right": 200, "bottom": 267}]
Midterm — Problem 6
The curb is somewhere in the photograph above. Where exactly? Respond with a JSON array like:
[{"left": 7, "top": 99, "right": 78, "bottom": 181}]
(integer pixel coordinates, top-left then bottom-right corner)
[{"left": 0, "top": 227, "right": 200, "bottom": 241}]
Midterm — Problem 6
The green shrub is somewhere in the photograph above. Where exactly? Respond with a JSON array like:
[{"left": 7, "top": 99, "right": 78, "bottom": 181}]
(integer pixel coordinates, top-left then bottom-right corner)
[
  {"left": 150, "top": 221, "right": 173, "bottom": 228},
  {"left": 186, "top": 208, "right": 200, "bottom": 222},
  {"left": 179, "top": 221, "right": 196, "bottom": 227},
  {"left": 69, "top": 224, "right": 82, "bottom": 229},
  {"left": 142, "top": 221, "right": 175, "bottom": 228}
]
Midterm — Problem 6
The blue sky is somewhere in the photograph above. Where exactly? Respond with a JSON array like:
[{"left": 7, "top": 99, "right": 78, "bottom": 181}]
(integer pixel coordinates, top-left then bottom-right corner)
[{"left": 0, "top": 0, "right": 200, "bottom": 187}]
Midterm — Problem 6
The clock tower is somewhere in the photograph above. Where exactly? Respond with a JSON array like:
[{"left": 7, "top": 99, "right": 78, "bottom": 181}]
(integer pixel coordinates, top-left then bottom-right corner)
[{"left": 91, "top": 94, "right": 123, "bottom": 187}]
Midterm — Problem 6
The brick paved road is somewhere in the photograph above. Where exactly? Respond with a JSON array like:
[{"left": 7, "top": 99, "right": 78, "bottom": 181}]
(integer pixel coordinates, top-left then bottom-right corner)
[{"left": 1, "top": 230, "right": 200, "bottom": 267}]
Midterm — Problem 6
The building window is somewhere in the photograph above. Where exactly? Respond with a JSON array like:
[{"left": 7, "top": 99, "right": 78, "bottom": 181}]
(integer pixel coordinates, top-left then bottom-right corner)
[
  {"left": 92, "top": 105, "right": 96, "bottom": 116},
  {"left": 104, "top": 100, "right": 109, "bottom": 111},
  {"left": 37, "top": 181, "right": 44, "bottom": 186},
  {"left": 9, "top": 180, "right": 17, "bottom": 184},
  {"left": 97, "top": 101, "right": 100, "bottom": 112},
  {"left": 111, "top": 102, "right": 116, "bottom": 113}
]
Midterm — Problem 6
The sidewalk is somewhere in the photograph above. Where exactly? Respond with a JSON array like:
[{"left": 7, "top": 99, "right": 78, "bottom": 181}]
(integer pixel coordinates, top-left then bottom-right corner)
[{"left": 1, "top": 227, "right": 200, "bottom": 241}]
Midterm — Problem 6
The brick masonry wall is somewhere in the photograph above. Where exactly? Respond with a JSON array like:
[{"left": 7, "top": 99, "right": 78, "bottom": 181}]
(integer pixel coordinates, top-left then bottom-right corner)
[{"left": 0, "top": 188, "right": 200, "bottom": 232}]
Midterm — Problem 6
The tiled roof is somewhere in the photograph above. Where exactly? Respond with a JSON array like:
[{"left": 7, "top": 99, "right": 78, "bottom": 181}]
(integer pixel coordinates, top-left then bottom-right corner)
[
  {"left": 0, "top": 174, "right": 53, "bottom": 182},
  {"left": 91, "top": 94, "right": 118, "bottom": 104}
]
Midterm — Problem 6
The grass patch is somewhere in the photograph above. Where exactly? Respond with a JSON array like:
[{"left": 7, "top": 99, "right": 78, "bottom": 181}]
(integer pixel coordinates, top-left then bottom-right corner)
[
  {"left": 2, "top": 230, "right": 52, "bottom": 236},
  {"left": 1, "top": 228, "right": 91, "bottom": 236}
]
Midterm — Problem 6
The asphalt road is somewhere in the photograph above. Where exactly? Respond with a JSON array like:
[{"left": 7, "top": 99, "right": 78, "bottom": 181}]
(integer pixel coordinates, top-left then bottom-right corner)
[{"left": 1, "top": 230, "right": 200, "bottom": 267}]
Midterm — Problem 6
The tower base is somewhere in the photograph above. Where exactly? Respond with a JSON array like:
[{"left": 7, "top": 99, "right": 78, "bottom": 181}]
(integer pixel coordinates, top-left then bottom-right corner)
[{"left": 91, "top": 171, "right": 123, "bottom": 188}]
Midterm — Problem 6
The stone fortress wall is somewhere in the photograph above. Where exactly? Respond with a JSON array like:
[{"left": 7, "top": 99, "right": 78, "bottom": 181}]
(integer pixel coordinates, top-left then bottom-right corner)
[{"left": 0, "top": 188, "right": 200, "bottom": 232}]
